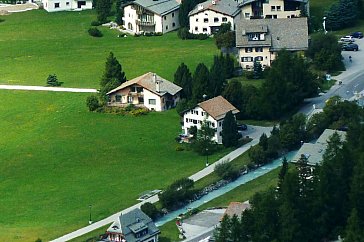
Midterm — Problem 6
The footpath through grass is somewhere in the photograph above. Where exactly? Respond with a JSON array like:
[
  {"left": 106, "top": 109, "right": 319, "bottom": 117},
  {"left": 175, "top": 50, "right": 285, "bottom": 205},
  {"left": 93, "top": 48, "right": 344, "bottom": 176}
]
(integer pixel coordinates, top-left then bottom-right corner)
[
  {"left": 0, "top": 10, "right": 218, "bottom": 88},
  {"left": 0, "top": 90, "right": 229, "bottom": 242}
]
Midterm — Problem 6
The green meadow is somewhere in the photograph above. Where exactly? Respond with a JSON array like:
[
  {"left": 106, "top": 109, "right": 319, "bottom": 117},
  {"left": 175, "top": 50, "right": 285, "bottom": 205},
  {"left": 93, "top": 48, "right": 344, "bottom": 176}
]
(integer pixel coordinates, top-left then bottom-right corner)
[{"left": 0, "top": 10, "right": 218, "bottom": 88}]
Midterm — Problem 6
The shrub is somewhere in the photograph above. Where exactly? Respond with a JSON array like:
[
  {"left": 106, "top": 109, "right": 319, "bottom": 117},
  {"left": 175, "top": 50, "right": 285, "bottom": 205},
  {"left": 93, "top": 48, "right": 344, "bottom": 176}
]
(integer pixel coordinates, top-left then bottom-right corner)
[
  {"left": 155, "top": 32, "right": 163, "bottom": 36},
  {"left": 214, "top": 160, "right": 240, "bottom": 181},
  {"left": 129, "top": 108, "right": 149, "bottom": 116},
  {"left": 86, "top": 95, "right": 101, "bottom": 111},
  {"left": 46, "top": 74, "right": 63, "bottom": 87},
  {"left": 175, "top": 145, "right": 184, "bottom": 151},
  {"left": 0, "top": 19, "right": 5, "bottom": 23},
  {"left": 91, "top": 20, "right": 101, "bottom": 26},
  {"left": 141, "top": 202, "right": 159, "bottom": 220},
  {"left": 177, "top": 27, "right": 190, "bottom": 40},
  {"left": 88, "top": 27, "right": 103, "bottom": 37},
  {"left": 124, "top": 104, "right": 135, "bottom": 111},
  {"left": 134, "top": 33, "right": 142, "bottom": 37},
  {"left": 196, "top": 33, "right": 209, "bottom": 40}
]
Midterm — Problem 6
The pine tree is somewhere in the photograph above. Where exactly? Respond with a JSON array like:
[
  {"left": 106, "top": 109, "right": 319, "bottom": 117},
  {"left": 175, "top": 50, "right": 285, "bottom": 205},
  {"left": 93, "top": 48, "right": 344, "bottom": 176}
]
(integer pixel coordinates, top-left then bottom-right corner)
[
  {"left": 277, "top": 157, "right": 288, "bottom": 192},
  {"left": 259, "top": 133, "right": 268, "bottom": 150},
  {"left": 192, "top": 63, "right": 210, "bottom": 103},
  {"left": 222, "top": 111, "right": 239, "bottom": 148},
  {"left": 345, "top": 208, "right": 364, "bottom": 242},
  {"left": 174, "top": 63, "right": 193, "bottom": 98},
  {"left": 100, "top": 52, "right": 126, "bottom": 97},
  {"left": 210, "top": 55, "right": 226, "bottom": 97},
  {"left": 214, "top": 215, "right": 231, "bottom": 242},
  {"left": 96, "top": 0, "right": 112, "bottom": 23},
  {"left": 222, "top": 79, "right": 243, "bottom": 113},
  {"left": 253, "top": 60, "right": 263, "bottom": 79}
]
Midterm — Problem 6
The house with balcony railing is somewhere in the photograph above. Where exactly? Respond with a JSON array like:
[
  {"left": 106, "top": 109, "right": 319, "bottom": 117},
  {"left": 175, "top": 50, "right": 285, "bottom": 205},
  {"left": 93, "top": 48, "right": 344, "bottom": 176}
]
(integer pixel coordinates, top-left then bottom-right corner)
[
  {"left": 123, "top": 0, "right": 180, "bottom": 34},
  {"left": 107, "top": 72, "right": 182, "bottom": 112}
]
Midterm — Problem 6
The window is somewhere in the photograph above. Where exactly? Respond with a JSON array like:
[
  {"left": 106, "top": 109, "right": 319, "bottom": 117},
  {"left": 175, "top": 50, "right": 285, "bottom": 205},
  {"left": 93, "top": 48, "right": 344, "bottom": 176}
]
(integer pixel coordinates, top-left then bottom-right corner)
[
  {"left": 195, "top": 27, "right": 198, "bottom": 31},
  {"left": 211, "top": 122, "right": 215, "bottom": 127},
  {"left": 248, "top": 33, "right": 261, "bottom": 41},
  {"left": 138, "top": 97, "right": 144, "bottom": 103},
  {"left": 196, "top": 111, "right": 199, "bottom": 115},
  {"left": 164, "top": 16, "right": 166, "bottom": 20},
  {"left": 255, "top": 47, "right": 263, "bottom": 52},
  {"left": 241, "top": 57, "right": 253, "bottom": 62},
  {"left": 271, "top": 6, "right": 275, "bottom": 11},
  {"left": 196, "top": 18, "right": 199, "bottom": 22},
  {"left": 277, "top": 6, "right": 281, "bottom": 11},
  {"left": 219, "top": 121, "right": 222, "bottom": 127},
  {"left": 204, "top": 18, "right": 208, "bottom": 23},
  {"left": 201, "top": 112, "right": 204, "bottom": 116},
  {"left": 222, "top": 17, "right": 227, "bottom": 22},
  {"left": 245, "top": 47, "right": 253, "bottom": 53},
  {"left": 66, "top": 2, "right": 69, "bottom": 5},
  {"left": 136, "top": 87, "right": 143, "bottom": 93},
  {"left": 172, "top": 22, "right": 175, "bottom": 27},
  {"left": 166, "top": 25, "right": 168, "bottom": 30},
  {"left": 186, "top": 118, "right": 189, "bottom": 123},
  {"left": 193, "top": 120, "right": 198, "bottom": 124},
  {"left": 130, "top": 86, "right": 137, "bottom": 92},
  {"left": 255, "top": 56, "right": 264, "bottom": 61},
  {"left": 148, "top": 99, "right": 156, "bottom": 105},
  {"left": 172, "top": 12, "right": 175, "bottom": 17},
  {"left": 244, "top": 12, "right": 250, "bottom": 18},
  {"left": 115, "top": 95, "right": 122, "bottom": 102},
  {"left": 128, "top": 96, "right": 133, "bottom": 103},
  {"left": 203, "top": 28, "right": 207, "bottom": 32},
  {"left": 54, "top": 2, "right": 60, "bottom": 8},
  {"left": 214, "top": 17, "right": 219, "bottom": 22}
]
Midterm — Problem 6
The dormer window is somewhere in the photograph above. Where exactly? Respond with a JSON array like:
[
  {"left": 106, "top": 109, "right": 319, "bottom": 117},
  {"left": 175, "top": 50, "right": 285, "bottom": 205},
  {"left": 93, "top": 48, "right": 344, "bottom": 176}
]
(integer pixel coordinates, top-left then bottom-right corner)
[{"left": 248, "top": 33, "right": 263, "bottom": 41}]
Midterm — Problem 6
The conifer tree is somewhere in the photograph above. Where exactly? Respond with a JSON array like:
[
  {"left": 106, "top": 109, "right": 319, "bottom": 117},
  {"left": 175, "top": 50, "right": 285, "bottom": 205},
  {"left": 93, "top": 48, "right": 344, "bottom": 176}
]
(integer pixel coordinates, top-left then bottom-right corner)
[
  {"left": 192, "top": 63, "right": 210, "bottom": 103},
  {"left": 100, "top": 52, "right": 126, "bottom": 97},
  {"left": 222, "top": 111, "right": 239, "bottom": 148},
  {"left": 174, "top": 63, "right": 193, "bottom": 98}
]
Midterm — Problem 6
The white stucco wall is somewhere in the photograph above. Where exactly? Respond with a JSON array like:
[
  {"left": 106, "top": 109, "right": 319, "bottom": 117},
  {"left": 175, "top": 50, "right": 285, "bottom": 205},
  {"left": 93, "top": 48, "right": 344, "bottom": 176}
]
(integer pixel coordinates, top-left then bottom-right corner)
[
  {"left": 144, "top": 89, "right": 163, "bottom": 111},
  {"left": 240, "top": 0, "right": 302, "bottom": 19},
  {"left": 43, "top": 0, "right": 91, "bottom": 12},
  {"left": 161, "top": 10, "right": 179, "bottom": 33},
  {"left": 124, "top": 5, "right": 138, "bottom": 32},
  {"left": 189, "top": 9, "right": 235, "bottom": 35},
  {"left": 183, "top": 107, "right": 225, "bottom": 144}
]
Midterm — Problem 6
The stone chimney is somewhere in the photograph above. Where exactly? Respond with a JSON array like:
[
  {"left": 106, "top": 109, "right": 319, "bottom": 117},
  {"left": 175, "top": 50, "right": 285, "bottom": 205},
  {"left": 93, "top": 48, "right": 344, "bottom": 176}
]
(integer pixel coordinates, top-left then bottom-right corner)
[{"left": 153, "top": 73, "right": 162, "bottom": 93}]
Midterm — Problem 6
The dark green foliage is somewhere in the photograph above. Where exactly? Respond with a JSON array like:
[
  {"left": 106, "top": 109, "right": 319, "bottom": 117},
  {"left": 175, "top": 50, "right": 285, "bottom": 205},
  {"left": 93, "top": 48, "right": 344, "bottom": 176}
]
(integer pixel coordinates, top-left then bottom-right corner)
[
  {"left": 177, "top": 27, "right": 209, "bottom": 40},
  {"left": 307, "top": 33, "right": 344, "bottom": 72},
  {"left": 140, "top": 202, "right": 159, "bottom": 220},
  {"left": 88, "top": 27, "right": 103, "bottom": 37},
  {"left": 345, "top": 208, "right": 364, "bottom": 242},
  {"left": 214, "top": 214, "right": 232, "bottom": 242},
  {"left": 95, "top": 0, "right": 112, "bottom": 23},
  {"left": 86, "top": 95, "right": 101, "bottom": 111},
  {"left": 253, "top": 60, "right": 263, "bottom": 79},
  {"left": 175, "top": 98, "right": 195, "bottom": 116},
  {"left": 325, "top": 0, "right": 359, "bottom": 31},
  {"left": 210, "top": 55, "right": 227, "bottom": 97},
  {"left": 248, "top": 145, "right": 266, "bottom": 165},
  {"left": 277, "top": 157, "right": 288, "bottom": 192},
  {"left": 279, "top": 113, "right": 306, "bottom": 150},
  {"left": 91, "top": 20, "right": 101, "bottom": 26},
  {"left": 259, "top": 50, "right": 318, "bottom": 119},
  {"left": 222, "top": 111, "right": 239, "bottom": 148},
  {"left": 223, "top": 79, "right": 244, "bottom": 113},
  {"left": 259, "top": 133, "right": 268, "bottom": 150},
  {"left": 46, "top": 74, "right": 63, "bottom": 86},
  {"left": 99, "top": 52, "right": 127, "bottom": 98},
  {"left": 35, "top": 239, "right": 42, "bottom": 242},
  {"left": 214, "top": 161, "right": 239, "bottom": 181},
  {"left": 193, "top": 119, "right": 216, "bottom": 155},
  {"left": 215, "top": 30, "right": 236, "bottom": 50},
  {"left": 192, "top": 63, "right": 210, "bottom": 103},
  {"left": 159, "top": 178, "right": 196, "bottom": 210},
  {"left": 222, "top": 53, "right": 235, "bottom": 79},
  {"left": 174, "top": 63, "right": 193, "bottom": 98},
  {"left": 179, "top": 0, "right": 204, "bottom": 27}
]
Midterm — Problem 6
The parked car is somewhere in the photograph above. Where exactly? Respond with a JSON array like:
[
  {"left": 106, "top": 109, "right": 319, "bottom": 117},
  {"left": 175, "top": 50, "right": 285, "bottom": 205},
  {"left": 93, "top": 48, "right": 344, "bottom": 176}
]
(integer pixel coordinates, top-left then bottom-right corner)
[
  {"left": 351, "top": 32, "right": 363, "bottom": 39},
  {"left": 340, "top": 36, "right": 355, "bottom": 42},
  {"left": 342, "top": 43, "right": 359, "bottom": 51},
  {"left": 237, "top": 124, "right": 248, "bottom": 131}
]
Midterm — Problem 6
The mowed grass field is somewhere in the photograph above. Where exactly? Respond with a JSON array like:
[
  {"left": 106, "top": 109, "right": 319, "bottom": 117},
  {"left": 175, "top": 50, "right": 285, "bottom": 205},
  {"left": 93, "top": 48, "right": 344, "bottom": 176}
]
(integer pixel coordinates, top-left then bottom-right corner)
[
  {"left": 0, "top": 90, "right": 230, "bottom": 241},
  {"left": 0, "top": 10, "right": 218, "bottom": 88}
]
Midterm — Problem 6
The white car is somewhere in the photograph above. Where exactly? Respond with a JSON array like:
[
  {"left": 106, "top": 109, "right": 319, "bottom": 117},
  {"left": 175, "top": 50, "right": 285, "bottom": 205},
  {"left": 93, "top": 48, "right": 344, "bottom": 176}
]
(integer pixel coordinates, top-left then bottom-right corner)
[{"left": 340, "top": 36, "right": 355, "bottom": 42}]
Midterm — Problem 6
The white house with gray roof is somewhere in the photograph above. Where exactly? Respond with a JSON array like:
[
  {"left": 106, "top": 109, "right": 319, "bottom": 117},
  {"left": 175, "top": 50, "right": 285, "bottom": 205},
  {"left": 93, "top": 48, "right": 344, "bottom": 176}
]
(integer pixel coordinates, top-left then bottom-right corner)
[
  {"left": 105, "top": 208, "right": 160, "bottom": 242},
  {"left": 42, "top": 0, "right": 92, "bottom": 12},
  {"left": 238, "top": 0, "right": 309, "bottom": 20},
  {"left": 235, "top": 17, "right": 308, "bottom": 69},
  {"left": 188, "top": 0, "right": 241, "bottom": 35},
  {"left": 123, "top": 0, "right": 180, "bottom": 34},
  {"left": 107, "top": 72, "right": 182, "bottom": 112}
]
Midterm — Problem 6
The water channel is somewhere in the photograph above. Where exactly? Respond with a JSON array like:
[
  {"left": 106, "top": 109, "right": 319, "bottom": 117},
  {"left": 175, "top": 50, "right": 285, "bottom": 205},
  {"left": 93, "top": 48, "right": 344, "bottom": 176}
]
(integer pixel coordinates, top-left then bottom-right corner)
[{"left": 155, "top": 150, "right": 297, "bottom": 227}]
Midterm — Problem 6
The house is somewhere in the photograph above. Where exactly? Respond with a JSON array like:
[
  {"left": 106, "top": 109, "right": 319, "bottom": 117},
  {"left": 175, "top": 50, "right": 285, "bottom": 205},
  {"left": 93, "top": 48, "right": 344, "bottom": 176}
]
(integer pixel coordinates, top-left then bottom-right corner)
[
  {"left": 238, "top": 0, "right": 309, "bottom": 20},
  {"left": 235, "top": 17, "right": 308, "bottom": 69},
  {"left": 105, "top": 208, "right": 161, "bottom": 242},
  {"left": 188, "top": 0, "right": 240, "bottom": 35},
  {"left": 223, "top": 201, "right": 251, "bottom": 219},
  {"left": 291, "top": 129, "right": 347, "bottom": 166},
  {"left": 42, "top": 0, "right": 92, "bottom": 12},
  {"left": 182, "top": 96, "right": 239, "bottom": 144},
  {"left": 123, "top": 0, "right": 180, "bottom": 34},
  {"left": 107, "top": 72, "right": 182, "bottom": 112}
]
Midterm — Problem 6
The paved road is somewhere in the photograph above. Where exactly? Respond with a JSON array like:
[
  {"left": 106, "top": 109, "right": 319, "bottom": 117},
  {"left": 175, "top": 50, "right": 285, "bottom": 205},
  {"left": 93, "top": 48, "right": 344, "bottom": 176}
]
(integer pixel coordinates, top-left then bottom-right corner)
[
  {"left": 51, "top": 125, "right": 272, "bottom": 242},
  {"left": 299, "top": 37, "right": 364, "bottom": 115},
  {"left": 0, "top": 85, "right": 97, "bottom": 93}
]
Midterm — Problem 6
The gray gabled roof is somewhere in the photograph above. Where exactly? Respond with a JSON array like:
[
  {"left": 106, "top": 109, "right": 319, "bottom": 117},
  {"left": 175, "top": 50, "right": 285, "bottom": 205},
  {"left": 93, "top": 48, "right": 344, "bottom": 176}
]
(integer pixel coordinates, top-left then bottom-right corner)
[
  {"left": 107, "top": 72, "right": 182, "bottom": 97},
  {"left": 236, "top": 17, "right": 308, "bottom": 51},
  {"left": 189, "top": 0, "right": 240, "bottom": 17},
  {"left": 129, "top": 0, "right": 180, "bottom": 16},
  {"left": 107, "top": 208, "right": 160, "bottom": 242}
]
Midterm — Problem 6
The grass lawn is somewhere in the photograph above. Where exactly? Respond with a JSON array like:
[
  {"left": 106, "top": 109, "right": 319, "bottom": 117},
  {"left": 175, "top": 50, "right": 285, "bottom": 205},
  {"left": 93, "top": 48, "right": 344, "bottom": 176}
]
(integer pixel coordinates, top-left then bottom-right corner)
[
  {"left": 0, "top": 10, "right": 218, "bottom": 88},
  {"left": 69, "top": 225, "right": 110, "bottom": 242},
  {"left": 0, "top": 90, "right": 231, "bottom": 242},
  {"left": 228, "top": 76, "right": 264, "bottom": 89}
]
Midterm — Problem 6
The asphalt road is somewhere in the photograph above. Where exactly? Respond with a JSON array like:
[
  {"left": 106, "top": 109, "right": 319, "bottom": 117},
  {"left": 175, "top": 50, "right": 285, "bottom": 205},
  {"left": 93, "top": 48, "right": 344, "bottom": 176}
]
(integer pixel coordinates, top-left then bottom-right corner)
[{"left": 299, "top": 37, "right": 364, "bottom": 115}]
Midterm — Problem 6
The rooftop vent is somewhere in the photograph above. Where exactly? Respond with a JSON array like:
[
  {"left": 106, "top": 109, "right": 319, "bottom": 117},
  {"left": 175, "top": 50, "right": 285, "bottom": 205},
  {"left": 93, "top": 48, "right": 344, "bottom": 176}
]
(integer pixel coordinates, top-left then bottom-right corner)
[{"left": 212, "top": 0, "right": 216, "bottom": 4}]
